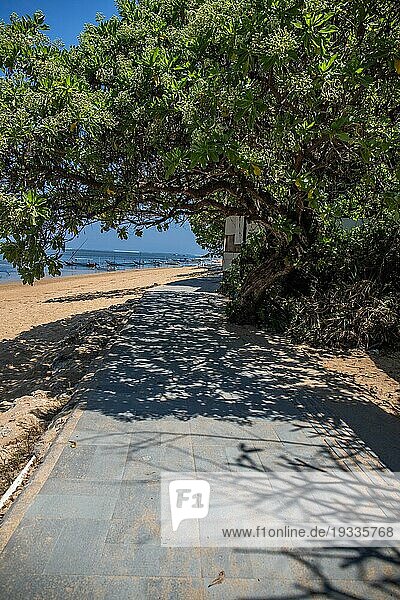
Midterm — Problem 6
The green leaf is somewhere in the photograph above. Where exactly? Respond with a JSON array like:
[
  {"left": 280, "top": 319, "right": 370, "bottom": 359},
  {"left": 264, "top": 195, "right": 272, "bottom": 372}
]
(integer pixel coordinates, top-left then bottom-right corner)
[
  {"left": 336, "top": 131, "right": 352, "bottom": 143},
  {"left": 319, "top": 53, "right": 338, "bottom": 72}
]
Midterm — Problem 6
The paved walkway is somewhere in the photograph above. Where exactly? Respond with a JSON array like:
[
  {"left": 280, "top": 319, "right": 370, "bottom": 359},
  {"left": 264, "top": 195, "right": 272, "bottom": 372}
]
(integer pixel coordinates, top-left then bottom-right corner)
[{"left": 0, "top": 276, "right": 399, "bottom": 599}]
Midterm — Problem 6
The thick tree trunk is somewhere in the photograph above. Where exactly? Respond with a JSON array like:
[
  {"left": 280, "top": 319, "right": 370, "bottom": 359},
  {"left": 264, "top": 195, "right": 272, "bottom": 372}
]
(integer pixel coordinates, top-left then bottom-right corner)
[
  {"left": 228, "top": 254, "right": 294, "bottom": 324},
  {"left": 227, "top": 205, "right": 315, "bottom": 325}
]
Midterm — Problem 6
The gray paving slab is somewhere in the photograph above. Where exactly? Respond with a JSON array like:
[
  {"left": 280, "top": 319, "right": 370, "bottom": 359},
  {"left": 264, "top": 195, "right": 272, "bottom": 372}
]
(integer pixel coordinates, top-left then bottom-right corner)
[
  {"left": 26, "top": 491, "right": 118, "bottom": 520},
  {"left": 106, "top": 517, "right": 160, "bottom": 546},
  {"left": 0, "top": 574, "right": 107, "bottom": 600},
  {"left": 0, "top": 517, "right": 64, "bottom": 576},
  {"left": 50, "top": 443, "right": 129, "bottom": 481},
  {"left": 111, "top": 480, "right": 160, "bottom": 521},
  {"left": 194, "top": 445, "right": 232, "bottom": 472},
  {"left": 44, "top": 519, "right": 110, "bottom": 576},
  {"left": 1, "top": 275, "right": 400, "bottom": 599},
  {"left": 39, "top": 479, "right": 121, "bottom": 497},
  {"left": 94, "top": 545, "right": 202, "bottom": 577}
]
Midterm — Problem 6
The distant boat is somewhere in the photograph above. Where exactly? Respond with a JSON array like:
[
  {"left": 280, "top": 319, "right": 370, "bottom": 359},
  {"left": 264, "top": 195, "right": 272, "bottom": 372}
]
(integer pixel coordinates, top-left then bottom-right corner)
[
  {"left": 63, "top": 260, "right": 98, "bottom": 268},
  {"left": 106, "top": 259, "right": 140, "bottom": 267}
]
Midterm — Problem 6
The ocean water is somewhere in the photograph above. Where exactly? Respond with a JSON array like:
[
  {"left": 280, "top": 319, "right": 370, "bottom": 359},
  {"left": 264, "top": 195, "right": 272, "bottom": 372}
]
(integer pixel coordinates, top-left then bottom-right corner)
[{"left": 0, "top": 248, "right": 207, "bottom": 283}]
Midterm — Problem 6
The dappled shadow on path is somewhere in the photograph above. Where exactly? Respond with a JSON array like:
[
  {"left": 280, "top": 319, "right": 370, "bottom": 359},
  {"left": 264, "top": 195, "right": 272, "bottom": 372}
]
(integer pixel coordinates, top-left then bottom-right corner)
[
  {"left": 236, "top": 547, "right": 400, "bottom": 599},
  {"left": 69, "top": 276, "right": 400, "bottom": 596},
  {"left": 78, "top": 275, "right": 400, "bottom": 473}
]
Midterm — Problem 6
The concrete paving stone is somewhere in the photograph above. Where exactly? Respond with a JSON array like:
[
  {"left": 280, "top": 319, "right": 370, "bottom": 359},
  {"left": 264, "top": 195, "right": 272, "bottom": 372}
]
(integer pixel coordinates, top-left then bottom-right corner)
[
  {"left": 86, "top": 404, "right": 138, "bottom": 424},
  {"left": 76, "top": 410, "right": 137, "bottom": 432},
  {"left": 233, "top": 423, "right": 282, "bottom": 442},
  {"left": 39, "top": 478, "right": 121, "bottom": 497},
  {"left": 44, "top": 519, "right": 109, "bottom": 576},
  {"left": 129, "top": 430, "right": 162, "bottom": 448},
  {"left": 255, "top": 443, "right": 295, "bottom": 471},
  {"left": 122, "top": 418, "right": 165, "bottom": 433},
  {"left": 157, "top": 417, "right": 192, "bottom": 434},
  {"left": 201, "top": 577, "right": 298, "bottom": 599},
  {"left": 270, "top": 439, "right": 328, "bottom": 461},
  {"left": 201, "top": 548, "right": 264, "bottom": 579},
  {"left": 197, "top": 425, "right": 281, "bottom": 446},
  {"left": 83, "top": 391, "right": 137, "bottom": 409},
  {"left": 274, "top": 420, "right": 318, "bottom": 441},
  {"left": 194, "top": 445, "right": 232, "bottom": 472},
  {"left": 245, "top": 549, "right": 332, "bottom": 580},
  {"left": 199, "top": 576, "right": 397, "bottom": 599},
  {"left": 122, "top": 458, "right": 161, "bottom": 479},
  {"left": 26, "top": 492, "right": 118, "bottom": 520},
  {"left": 280, "top": 440, "right": 331, "bottom": 459},
  {"left": 69, "top": 427, "right": 132, "bottom": 447},
  {"left": 299, "top": 548, "right": 400, "bottom": 582},
  {"left": 160, "top": 432, "right": 193, "bottom": 450},
  {"left": 187, "top": 401, "right": 248, "bottom": 421},
  {"left": 292, "top": 579, "right": 400, "bottom": 600},
  {"left": 103, "top": 577, "right": 162, "bottom": 599},
  {"left": 190, "top": 432, "right": 244, "bottom": 447},
  {"left": 296, "top": 445, "right": 344, "bottom": 464},
  {"left": 189, "top": 417, "right": 253, "bottom": 439},
  {"left": 111, "top": 480, "right": 160, "bottom": 521},
  {"left": 71, "top": 385, "right": 105, "bottom": 401},
  {"left": 123, "top": 442, "right": 195, "bottom": 478},
  {"left": 0, "top": 517, "right": 64, "bottom": 576},
  {"left": 257, "top": 443, "right": 332, "bottom": 473},
  {"left": 81, "top": 386, "right": 131, "bottom": 403},
  {"left": 225, "top": 445, "right": 265, "bottom": 473},
  {"left": 48, "top": 445, "right": 97, "bottom": 479},
  {"left": 50, "top": 444, "right": 129, "bottom": 481},
  {"left": 158, "top": 577, "right": 205, "bottom": 600},
  {"left": 151, "top": 546, "right": 203, "bottom": 577},
  {"left": 95, "top": 545, "right": 202, "bottom": 577},
  {"left": 239, "top": 439, "right": 285, "bottom": 454},
  {"left": 0, "top": 571, "right": 44, "bottom": 600},
  {"left": 21, "top": 575, "right": 106, "bottom": 600},
  {"left": 134, "top": 401, "right": 191, "bottom": 421},
  {"left": 106, "top": 517, "right": 160, "bottom": 546}
]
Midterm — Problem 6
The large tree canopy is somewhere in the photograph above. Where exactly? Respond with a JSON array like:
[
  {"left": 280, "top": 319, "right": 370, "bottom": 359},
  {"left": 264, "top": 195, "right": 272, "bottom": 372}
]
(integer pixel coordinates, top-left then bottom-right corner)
[{"left": 0, "top": 0, "right": 399, "bottom": 282}]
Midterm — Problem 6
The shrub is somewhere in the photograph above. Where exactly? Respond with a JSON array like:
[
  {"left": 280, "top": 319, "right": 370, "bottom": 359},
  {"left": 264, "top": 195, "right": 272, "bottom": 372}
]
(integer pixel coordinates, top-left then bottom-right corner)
[{"left": 225, "top": 218, "right": 400, "bottom": 349}]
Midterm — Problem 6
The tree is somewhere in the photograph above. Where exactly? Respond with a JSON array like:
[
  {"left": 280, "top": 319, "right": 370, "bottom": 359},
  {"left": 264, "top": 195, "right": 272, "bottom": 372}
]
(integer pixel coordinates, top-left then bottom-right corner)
[
  {"left": 188, "top": 210, "right": 225, "bottom": 254},
  {"left": 0, "top": 0, "right": 399, "bottom": 302}
]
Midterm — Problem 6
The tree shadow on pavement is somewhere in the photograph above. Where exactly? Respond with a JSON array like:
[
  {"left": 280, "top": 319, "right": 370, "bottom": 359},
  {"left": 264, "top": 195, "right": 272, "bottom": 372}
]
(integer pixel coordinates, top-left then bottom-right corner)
[
  {"left": 78, "top": 275, "right": 400, "bottom": 472},
  {"left": 64, "top": 276, "right": 400, "bottom": 598},
  {"left": 235, "top": 546, "right": 400, "bottom": 599}
]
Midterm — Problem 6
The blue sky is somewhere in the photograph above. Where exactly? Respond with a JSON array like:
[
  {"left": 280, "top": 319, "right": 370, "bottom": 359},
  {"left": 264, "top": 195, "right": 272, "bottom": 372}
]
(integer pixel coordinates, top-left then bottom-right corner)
[
  {"left": 0, "top": 0, "right": 118, "bottom": 45},
  {"left": 0, "top": 1, "right": 203, "bottom": 254}
]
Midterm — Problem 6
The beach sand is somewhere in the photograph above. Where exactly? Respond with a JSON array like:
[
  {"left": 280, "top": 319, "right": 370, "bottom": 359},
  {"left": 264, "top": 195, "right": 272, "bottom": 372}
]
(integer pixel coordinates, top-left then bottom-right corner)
[
  {"left": 0, "top": 266, "right": 206, "bottom": 497},
  {"left": 0, "top": 266, "right": 203, "bottom": 340}
]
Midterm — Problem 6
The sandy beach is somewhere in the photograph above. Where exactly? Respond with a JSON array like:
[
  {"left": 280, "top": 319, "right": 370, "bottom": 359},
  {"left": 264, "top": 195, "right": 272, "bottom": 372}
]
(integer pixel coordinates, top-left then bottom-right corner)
[
  {"left": 0, "top": 266, "right": 203, "bottom": 341},
  {"left": 0, "top": 265, "right": 206, "bottom": 497}
]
